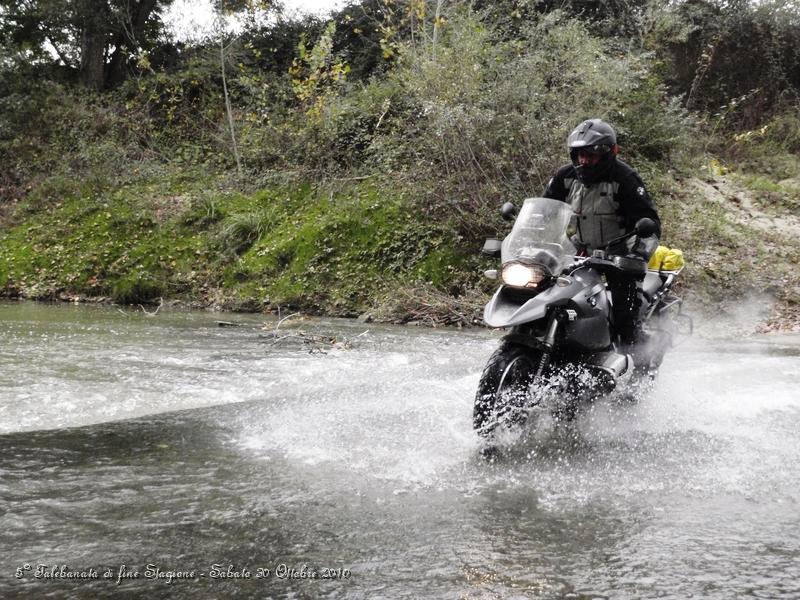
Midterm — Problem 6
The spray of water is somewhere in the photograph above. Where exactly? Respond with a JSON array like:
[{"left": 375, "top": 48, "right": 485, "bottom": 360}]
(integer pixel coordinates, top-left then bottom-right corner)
[{"left": 3, "top": 303, "right": 799, "bottom": 599}]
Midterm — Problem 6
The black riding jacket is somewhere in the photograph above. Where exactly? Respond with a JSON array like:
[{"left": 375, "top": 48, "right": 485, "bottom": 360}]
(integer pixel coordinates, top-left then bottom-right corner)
[{"left": 542, "top": 158, "right": 661, "bottom": 256}]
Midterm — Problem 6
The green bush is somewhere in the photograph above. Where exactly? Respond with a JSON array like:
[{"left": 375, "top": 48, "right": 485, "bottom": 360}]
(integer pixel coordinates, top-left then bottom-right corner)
[
  {"left": 343, "top": 9, "right": 697, "bottom": 214},
  {"left": 218, "top": 210, "right": 274, "bottom": 255},
  {"left": 652, "top": 0, "right": 800, "bottom": 127},
  {"left": 762, "top": 111, "right": 800, "bottom": 154},
  {"left": 111, "top": 274, "right": 167, "bottom": 304}
]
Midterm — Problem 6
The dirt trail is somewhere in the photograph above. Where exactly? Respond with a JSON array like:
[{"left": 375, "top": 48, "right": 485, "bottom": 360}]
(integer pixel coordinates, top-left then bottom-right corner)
[
  {"left": 685, "top": 175, "right": 800, "bottom": 332},
  {"left": 689, "top": 177, "right": 800, "bottom": 238}
]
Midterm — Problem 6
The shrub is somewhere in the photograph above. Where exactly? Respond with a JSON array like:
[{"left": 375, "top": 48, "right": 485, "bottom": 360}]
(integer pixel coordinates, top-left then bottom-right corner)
[
  {"left": 347, "top": 8, "right": 697, "bottom": 221},
  {"left": 218, "top": 210, "right": 274, "bottom": 255},
  {"left": 652, "top": 0, "right": 800, "bottom": 128},
  {"left": 111, "top": 274, "right": 166, "bottom": 304}
]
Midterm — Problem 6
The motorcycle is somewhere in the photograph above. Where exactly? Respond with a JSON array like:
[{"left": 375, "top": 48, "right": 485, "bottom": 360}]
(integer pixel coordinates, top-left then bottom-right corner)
[{"left": 474, "top": 197, "right": 691, "bottom": 438}]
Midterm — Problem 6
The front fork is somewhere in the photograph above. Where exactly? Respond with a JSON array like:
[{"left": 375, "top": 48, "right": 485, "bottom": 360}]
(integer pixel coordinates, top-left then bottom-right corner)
[{"left": 535, "top": 309, "right": 561, "bottom": 377}]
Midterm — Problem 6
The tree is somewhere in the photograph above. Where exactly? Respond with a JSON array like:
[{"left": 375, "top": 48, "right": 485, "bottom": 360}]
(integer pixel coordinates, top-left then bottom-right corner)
[
  {"left": 650, "top": 0, "right": 800, "bottom": 125},
  {"left": 0, "top": 0, "right": 173, "bottom": 89},
  {"left": 214, "top": 0, "right": 279, "bottom": 174}
]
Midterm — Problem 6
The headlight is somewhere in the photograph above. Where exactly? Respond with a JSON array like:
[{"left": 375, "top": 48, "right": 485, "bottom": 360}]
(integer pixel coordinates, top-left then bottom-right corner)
[{"left": 501, "top": 262, "right": 548, "bottom": 288}]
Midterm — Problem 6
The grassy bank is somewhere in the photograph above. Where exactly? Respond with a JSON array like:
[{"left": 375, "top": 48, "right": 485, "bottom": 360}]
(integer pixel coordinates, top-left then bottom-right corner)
[
  {"left": 1, "top": 154, "right": 798, "bottom": 331},
  {"left": 0, "top": 169, "right": 485, "bottom": 320}
]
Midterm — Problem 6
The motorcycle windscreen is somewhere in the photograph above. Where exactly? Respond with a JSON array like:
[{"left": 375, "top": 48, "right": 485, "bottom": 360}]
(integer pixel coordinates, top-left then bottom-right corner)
[{"left": 501, "top": 197, "right": 577, "bottom": 273}]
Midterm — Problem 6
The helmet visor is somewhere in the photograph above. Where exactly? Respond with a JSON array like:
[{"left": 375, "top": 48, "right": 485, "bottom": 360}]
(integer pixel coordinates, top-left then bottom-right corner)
[{"left": 571, "top": 143, "right": 612, "bottom": 155}]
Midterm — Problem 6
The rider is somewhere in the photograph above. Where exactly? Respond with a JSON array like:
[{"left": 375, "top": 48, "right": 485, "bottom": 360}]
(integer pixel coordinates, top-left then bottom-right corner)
[{"left": 542, "top": 118, "right": 661, "bottom": 346}]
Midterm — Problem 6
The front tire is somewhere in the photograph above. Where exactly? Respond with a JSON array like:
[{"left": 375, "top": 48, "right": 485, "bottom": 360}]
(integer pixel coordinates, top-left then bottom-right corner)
[{"left": 473, "top": 342, "right": 541, "bottom": 436}]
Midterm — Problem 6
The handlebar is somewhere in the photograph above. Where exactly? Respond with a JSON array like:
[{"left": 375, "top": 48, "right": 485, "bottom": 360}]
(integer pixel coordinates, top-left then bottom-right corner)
[{"left": 569, "top": 253, "right": 647, "bottom": 277}]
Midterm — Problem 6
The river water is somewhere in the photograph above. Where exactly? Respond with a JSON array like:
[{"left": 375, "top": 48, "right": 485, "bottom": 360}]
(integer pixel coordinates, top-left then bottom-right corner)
[{"left": 1, "top": 300, "right": 798, "bottom": 599}]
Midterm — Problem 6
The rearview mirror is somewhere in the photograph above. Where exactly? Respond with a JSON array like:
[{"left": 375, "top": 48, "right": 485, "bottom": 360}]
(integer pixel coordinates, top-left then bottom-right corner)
[
  {"left": 634, "top": 218, "right": 657, "bottom": 238},
  {"left": 482, "top": 238, "right": 502, "bottom": 258},
  {"left": 501, "top": 202, "right": 517, "bottom": 222}
]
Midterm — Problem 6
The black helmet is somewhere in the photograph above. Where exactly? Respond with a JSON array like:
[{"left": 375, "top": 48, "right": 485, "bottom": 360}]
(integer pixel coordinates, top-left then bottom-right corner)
[{"left": 567, "top": 119, "right": 618, "bottom": 184}]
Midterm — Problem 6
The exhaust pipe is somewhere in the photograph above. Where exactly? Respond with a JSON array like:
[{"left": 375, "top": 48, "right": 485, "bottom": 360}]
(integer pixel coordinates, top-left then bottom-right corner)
[{"left": 587, "top": 351, "right": 633, "bottom": 391}]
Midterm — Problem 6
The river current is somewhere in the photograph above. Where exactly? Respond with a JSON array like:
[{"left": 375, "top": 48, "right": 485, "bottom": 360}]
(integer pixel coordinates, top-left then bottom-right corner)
[{"left": 1, "top": 300, "right": 798, "bottom": 599}]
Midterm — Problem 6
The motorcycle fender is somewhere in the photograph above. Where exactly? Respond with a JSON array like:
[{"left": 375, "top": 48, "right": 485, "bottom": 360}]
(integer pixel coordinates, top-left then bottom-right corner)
[{"left": 483, "top": 280, "right": 583, "bottom": 328}]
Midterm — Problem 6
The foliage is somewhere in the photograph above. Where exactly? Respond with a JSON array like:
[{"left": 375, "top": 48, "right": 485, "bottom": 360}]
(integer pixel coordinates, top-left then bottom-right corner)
[
  {"left": 0, "top": 175, "right": 479, "bottom": 314},
  {"left": 217, "top": 209, "right": 274, "bottom": 254},
  {"left": 0, "top": 0, "right": 175, "bottom": 89},
  {"left": 0, "top": 80, "right": 155, "bottom": 205},
  {"left": 709, "top": 110, "right": 800, "bottom": 181},
  {"left": 650, "top": 0, "right": 800, "bottom": 126},
  {"left": 1, "top": 0, "right": 798, "bottom": 325},
  {"left": 1, "top": 3, "right": 700, "bottom": 202},
  {"left": 290, "top": 21, "right": 351, "bottom": 119},
  {"left": 473, "top": 0, "right": 652, "bottom": 38},
  {"left": 342, "top": 8, "right": 698, "bottom": 224},
  {"left": 329, "top": 0, "right": 396, "bottom": 80}
]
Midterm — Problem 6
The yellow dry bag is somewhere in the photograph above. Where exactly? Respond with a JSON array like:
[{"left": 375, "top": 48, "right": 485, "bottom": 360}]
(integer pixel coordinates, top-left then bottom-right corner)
[
  {"left": 648, "top": 245, "right": 669, "bottom": 270},
  {"left": 662, "top": 248, "right": 685, "bottom": 271},
  {"left": 648, "top": 245, "right": 686, "bottom": 271}
]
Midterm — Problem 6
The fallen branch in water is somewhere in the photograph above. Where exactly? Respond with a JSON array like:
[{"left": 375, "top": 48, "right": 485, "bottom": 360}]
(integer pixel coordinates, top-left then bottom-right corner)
[
  {"left": 260, "top": 315, "right": 367, "bottom": 354},
  {"left": 276, "top": 312, "right": 301, "bottom": 329},
  {"left": 259, "top": 329, "right": 362, "bottom": 354},
  {"left": 139, "top": 297, "right": 164, "bottom": 317}
]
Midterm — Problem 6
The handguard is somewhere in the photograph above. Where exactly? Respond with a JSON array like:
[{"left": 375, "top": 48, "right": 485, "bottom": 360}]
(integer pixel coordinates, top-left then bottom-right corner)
[
  {"left": 612, "top": 255, "right": 647, "bottom": 278},
  {"left": 628, "top": 234, "right": 660, "bottom": 261}
]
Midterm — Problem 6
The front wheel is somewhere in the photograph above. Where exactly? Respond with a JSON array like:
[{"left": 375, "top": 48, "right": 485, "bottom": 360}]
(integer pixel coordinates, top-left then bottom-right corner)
[{"left": 473, "top": 343, "right": 541, "bottom": 436}]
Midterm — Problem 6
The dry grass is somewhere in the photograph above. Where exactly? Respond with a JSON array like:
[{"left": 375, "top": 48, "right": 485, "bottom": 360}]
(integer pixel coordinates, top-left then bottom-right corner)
[{"left": 371, "top": 284, "right": 488, "bottom": 328}]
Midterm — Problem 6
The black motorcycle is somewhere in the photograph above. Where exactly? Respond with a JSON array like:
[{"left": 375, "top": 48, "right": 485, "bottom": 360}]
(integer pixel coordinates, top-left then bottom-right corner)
[{"left": 474, "top": 197, "right": 690, "bottom": 437}]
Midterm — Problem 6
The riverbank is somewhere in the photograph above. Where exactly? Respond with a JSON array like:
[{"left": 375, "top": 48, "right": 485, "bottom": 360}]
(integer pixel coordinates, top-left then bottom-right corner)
[
  {"left": 2, "top": 0, "right": 799, "bottom": 333},
  {"left": 0, "top": 172, "right": 484, "bottom": 323},
  {"left": 1, "top": 166, "right": 797, "bottom": 332}
]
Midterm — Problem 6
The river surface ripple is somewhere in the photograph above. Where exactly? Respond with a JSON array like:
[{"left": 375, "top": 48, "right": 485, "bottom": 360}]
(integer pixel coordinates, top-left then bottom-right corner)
[{"left": 1, "top": 301, "right": 799, "bottom": 599}]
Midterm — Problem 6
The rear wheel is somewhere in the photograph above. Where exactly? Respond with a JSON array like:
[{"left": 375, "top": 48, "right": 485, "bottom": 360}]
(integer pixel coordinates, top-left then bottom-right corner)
[{"left": 473, "top": 343, "right": 541, "bottom": 436}]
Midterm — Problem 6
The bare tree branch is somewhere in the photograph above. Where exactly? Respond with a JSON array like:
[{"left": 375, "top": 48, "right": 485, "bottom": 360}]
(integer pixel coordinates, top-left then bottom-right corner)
[{"left": 218, "top": 0, "right": 243, "bottom": 176}]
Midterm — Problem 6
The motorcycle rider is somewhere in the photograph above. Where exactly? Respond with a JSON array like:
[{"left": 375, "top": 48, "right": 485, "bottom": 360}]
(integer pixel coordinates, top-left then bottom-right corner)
[{"left": 542, "top": 118, "right": 661, "bottom": 346}]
